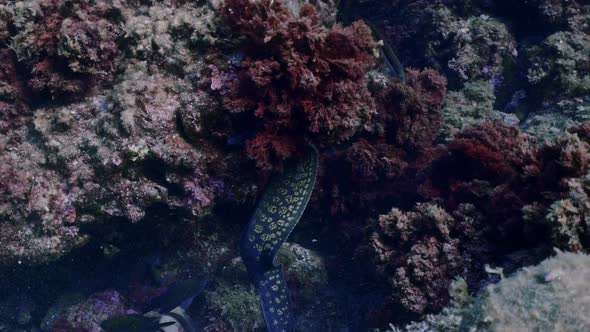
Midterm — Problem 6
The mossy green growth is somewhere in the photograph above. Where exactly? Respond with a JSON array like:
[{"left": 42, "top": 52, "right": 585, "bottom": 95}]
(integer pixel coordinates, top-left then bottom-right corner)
[
  {"left": 400, "top": 251, "right": 590, "bottom": 331},
  {"left": 423, "top": 8, "right": 516, "bottom": 86},
  {"left": 526, "top": 31, "right": 590, "bottom": 99},
  {"left": 523, "top": 112, "right": 581, "bottom": 142},
  {"left": 522, "top": 94, "right": 590, "bottom": 141},
  {"left": 276, "top": 243, "right": 328, "bottom": 303},
  {"left": 0, "top": 4, "right": 9, "bottom": 45},
  {"left": 439, "top": 80, "right": 497, "bottom": 141},
  {"left": 205, "top": 282, "right": 265, "bottom": 331}
]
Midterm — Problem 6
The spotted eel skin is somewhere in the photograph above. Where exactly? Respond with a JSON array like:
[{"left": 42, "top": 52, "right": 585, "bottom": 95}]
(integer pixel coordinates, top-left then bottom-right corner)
[{"left": 240, "top": 145, "right": 319, "bottom": 332}]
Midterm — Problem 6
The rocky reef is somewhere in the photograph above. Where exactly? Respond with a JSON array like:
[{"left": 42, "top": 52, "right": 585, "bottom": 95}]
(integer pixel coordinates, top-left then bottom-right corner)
[
  {"left": 0, "top": 0, "right": 255, "bottom": 265},
  {"left": 1, "top": 0, "right": 590, "bottom": 331},
  {"left": 398, "top": 250, "right": 590, "bottom": 331}
]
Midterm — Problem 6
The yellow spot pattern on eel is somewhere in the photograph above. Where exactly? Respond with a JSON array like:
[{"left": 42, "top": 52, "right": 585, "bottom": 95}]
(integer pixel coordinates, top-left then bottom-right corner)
[{"left": 240, "top": 145, "right": 319, "bottom": 332}]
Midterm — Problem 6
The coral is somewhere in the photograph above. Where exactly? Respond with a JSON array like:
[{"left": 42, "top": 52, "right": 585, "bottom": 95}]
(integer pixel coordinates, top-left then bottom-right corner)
[
  {"left": 524, "top": 128, "right": 590, "bottom": 199},
  {"left": 276, "top": 243, "right": 328, "bottom": 304},
  {"left": 445, "top": 122, "right": 531, "bottom": 181},
  {"left": 568, "top": 10, "right": 590, "bottom": 34},
  {"left": 358, "top": 121, "right": 590, "bottom": 320},
  {"left": 401, "top": 251, "right": 590, "bottom": 331},
  {"left": 0, "top": 4, "right": 9, "bottom": 45},
  {"left": 121, "top": 1, "right": 221, "bottom": 61},
  {"left": 422, "top": 122, "right": 534, "bottom": 206},
  {"left": 0, "top": 49, "right": 31, "bottom": 133},
  {"left": 205, "top": 282, "right": 265, "bottom": 331},
  {"left": 522, "top": 112, "right": 581, "bottom": 142},
  {"left": 244, "top": 129, "right": 301, "bottom": 171},
  {"left": 439, "top": 79, "right": 502, "bottom": 142},
  {"left": 518, "top": 126, "right": 590, "bottom": 249},
  {"left": 506, "top": 0, "right": 590, "bottom": 31},
  {"left": 384, "top": 68, "right": 447, "bottom": 151},
  {"left": 367, "top": 203, "right": 486, "bottom": 316},
  {"left": 534, "top": 125, "right": 590, "bottom": 252},
  {"left": 526, "top": 31, "right": 590, "bottom": 101},
  {"left": 49, "top": 290, "right": 133, "bottom": 332},
  {"left": 544, "top": 174, "right": 590, "bottom": 252},
  {"left": 312, "top": 68, "right": 448, "bottom": 268},
  {"left": 440, "top": 13, "right": 516, "bottom": 85},
  {"left": 415, "top": 123, "right": 532, "bottom": 247},
  {"left": 313, "top": 66, "right": 447, "bottom": 216},
  {"left": 370, "top": 3, "right": 516, "bottom": 88},
  {"left": 5, "top": 0, "right": 122, "bottom": 98},
  {"left": 0, "top": 129, "right": 87, "bottom": 264},
  {"left": 284, "top": 0, "right": 338, "bottom": 26},
  {"left": 370, "top": 121, "right": 590, "bottom": 319},
  {"left": 315, "top": 139, "right": 410, "bottom": 239},
  {"left": 218, "top": 0, "right": 378, "bottom": 168},
  {"left": 0, "top": 59, "right": 256, "bottom": 264},
  {"left": 316, "top": 109, "right": 590, "bottom": 322},
  {"left": 569, "top": 121, "right": 590, "bottom": 142}
]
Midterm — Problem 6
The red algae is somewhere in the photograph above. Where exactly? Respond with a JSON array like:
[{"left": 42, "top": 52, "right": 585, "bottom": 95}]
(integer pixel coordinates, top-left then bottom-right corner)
[{"left": 219, "top": 0, "right": 377, "bottom": 169}]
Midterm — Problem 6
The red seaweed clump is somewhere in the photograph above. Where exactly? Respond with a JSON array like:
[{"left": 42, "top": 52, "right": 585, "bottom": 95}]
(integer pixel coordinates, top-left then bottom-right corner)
[
  {"left": 421, "top": 122, "right": 533, "bottom": 203},
  {"left": 314, "top": 68, "right": 448, "bottom": 240},
  {"left": 361, "top": 121, "right": 590, "bottom": 320},
  {"left": 422, "top": 121, "right": 590, "bottom": 247},
  {"left": 415, "top": 122, "right": 543, "bottom": 249},
  {"left": 384, "top": 68, "right": 448, "bottom": 151},
  {"left": 218, "top": 0, "right": 378, "bottom": 169},
  {"left": 352, "top": 123, "right": 530, "bottom": 319}
]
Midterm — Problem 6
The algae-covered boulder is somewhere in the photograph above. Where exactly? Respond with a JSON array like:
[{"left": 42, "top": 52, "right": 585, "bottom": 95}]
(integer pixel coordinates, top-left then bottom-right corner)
[
  {"left": 526, "top": 31, "right": 590, "bottom": 102},
  {"left": 402, "top": 251, "right": 590, "bottom": 331},
  {"left": 439, "top": 79, "right": 508, "bottom": 142},
  {"left": 459, "top": 251, "right": 590, "bottom": 330}
]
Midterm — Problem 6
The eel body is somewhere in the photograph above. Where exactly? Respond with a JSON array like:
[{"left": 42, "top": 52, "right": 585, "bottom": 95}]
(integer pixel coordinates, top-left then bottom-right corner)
[{"left": 240, "top": 145, "right": 319, "bottom": 332}]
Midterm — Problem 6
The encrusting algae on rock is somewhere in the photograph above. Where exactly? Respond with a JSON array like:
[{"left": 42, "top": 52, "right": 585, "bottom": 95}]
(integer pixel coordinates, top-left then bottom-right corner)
[{"left": 397, "top": 250, "right": 590, "bottom": 331}]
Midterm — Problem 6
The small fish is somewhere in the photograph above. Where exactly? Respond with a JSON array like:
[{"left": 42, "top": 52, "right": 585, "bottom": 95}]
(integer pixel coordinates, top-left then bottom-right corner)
[
  {"left": 100, "top": 314, "right": 175, "bottom": 332},
  {"left": 364, "top": 20, "right": 405, "bottom": 82},
  {"left": 161, "top": 308, "right": 201, "bottom": 332},
  {"left": 336, "top": 0, "right": 405, "bottom": 81},
  {"left": 240, "top": 145, "right": 319, "bottom": 332},
  {"left": 148, "top": 278, "right": 209, "bottom": 313}
]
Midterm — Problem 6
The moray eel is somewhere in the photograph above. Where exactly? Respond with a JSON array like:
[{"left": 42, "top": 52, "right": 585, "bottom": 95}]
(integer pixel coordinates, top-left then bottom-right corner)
[
  {"left": 336, "top": 0, "right": 405, "bottom": 81},
  {"left": 240, "top": 145, "right": 319, "bottom": 332}
]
